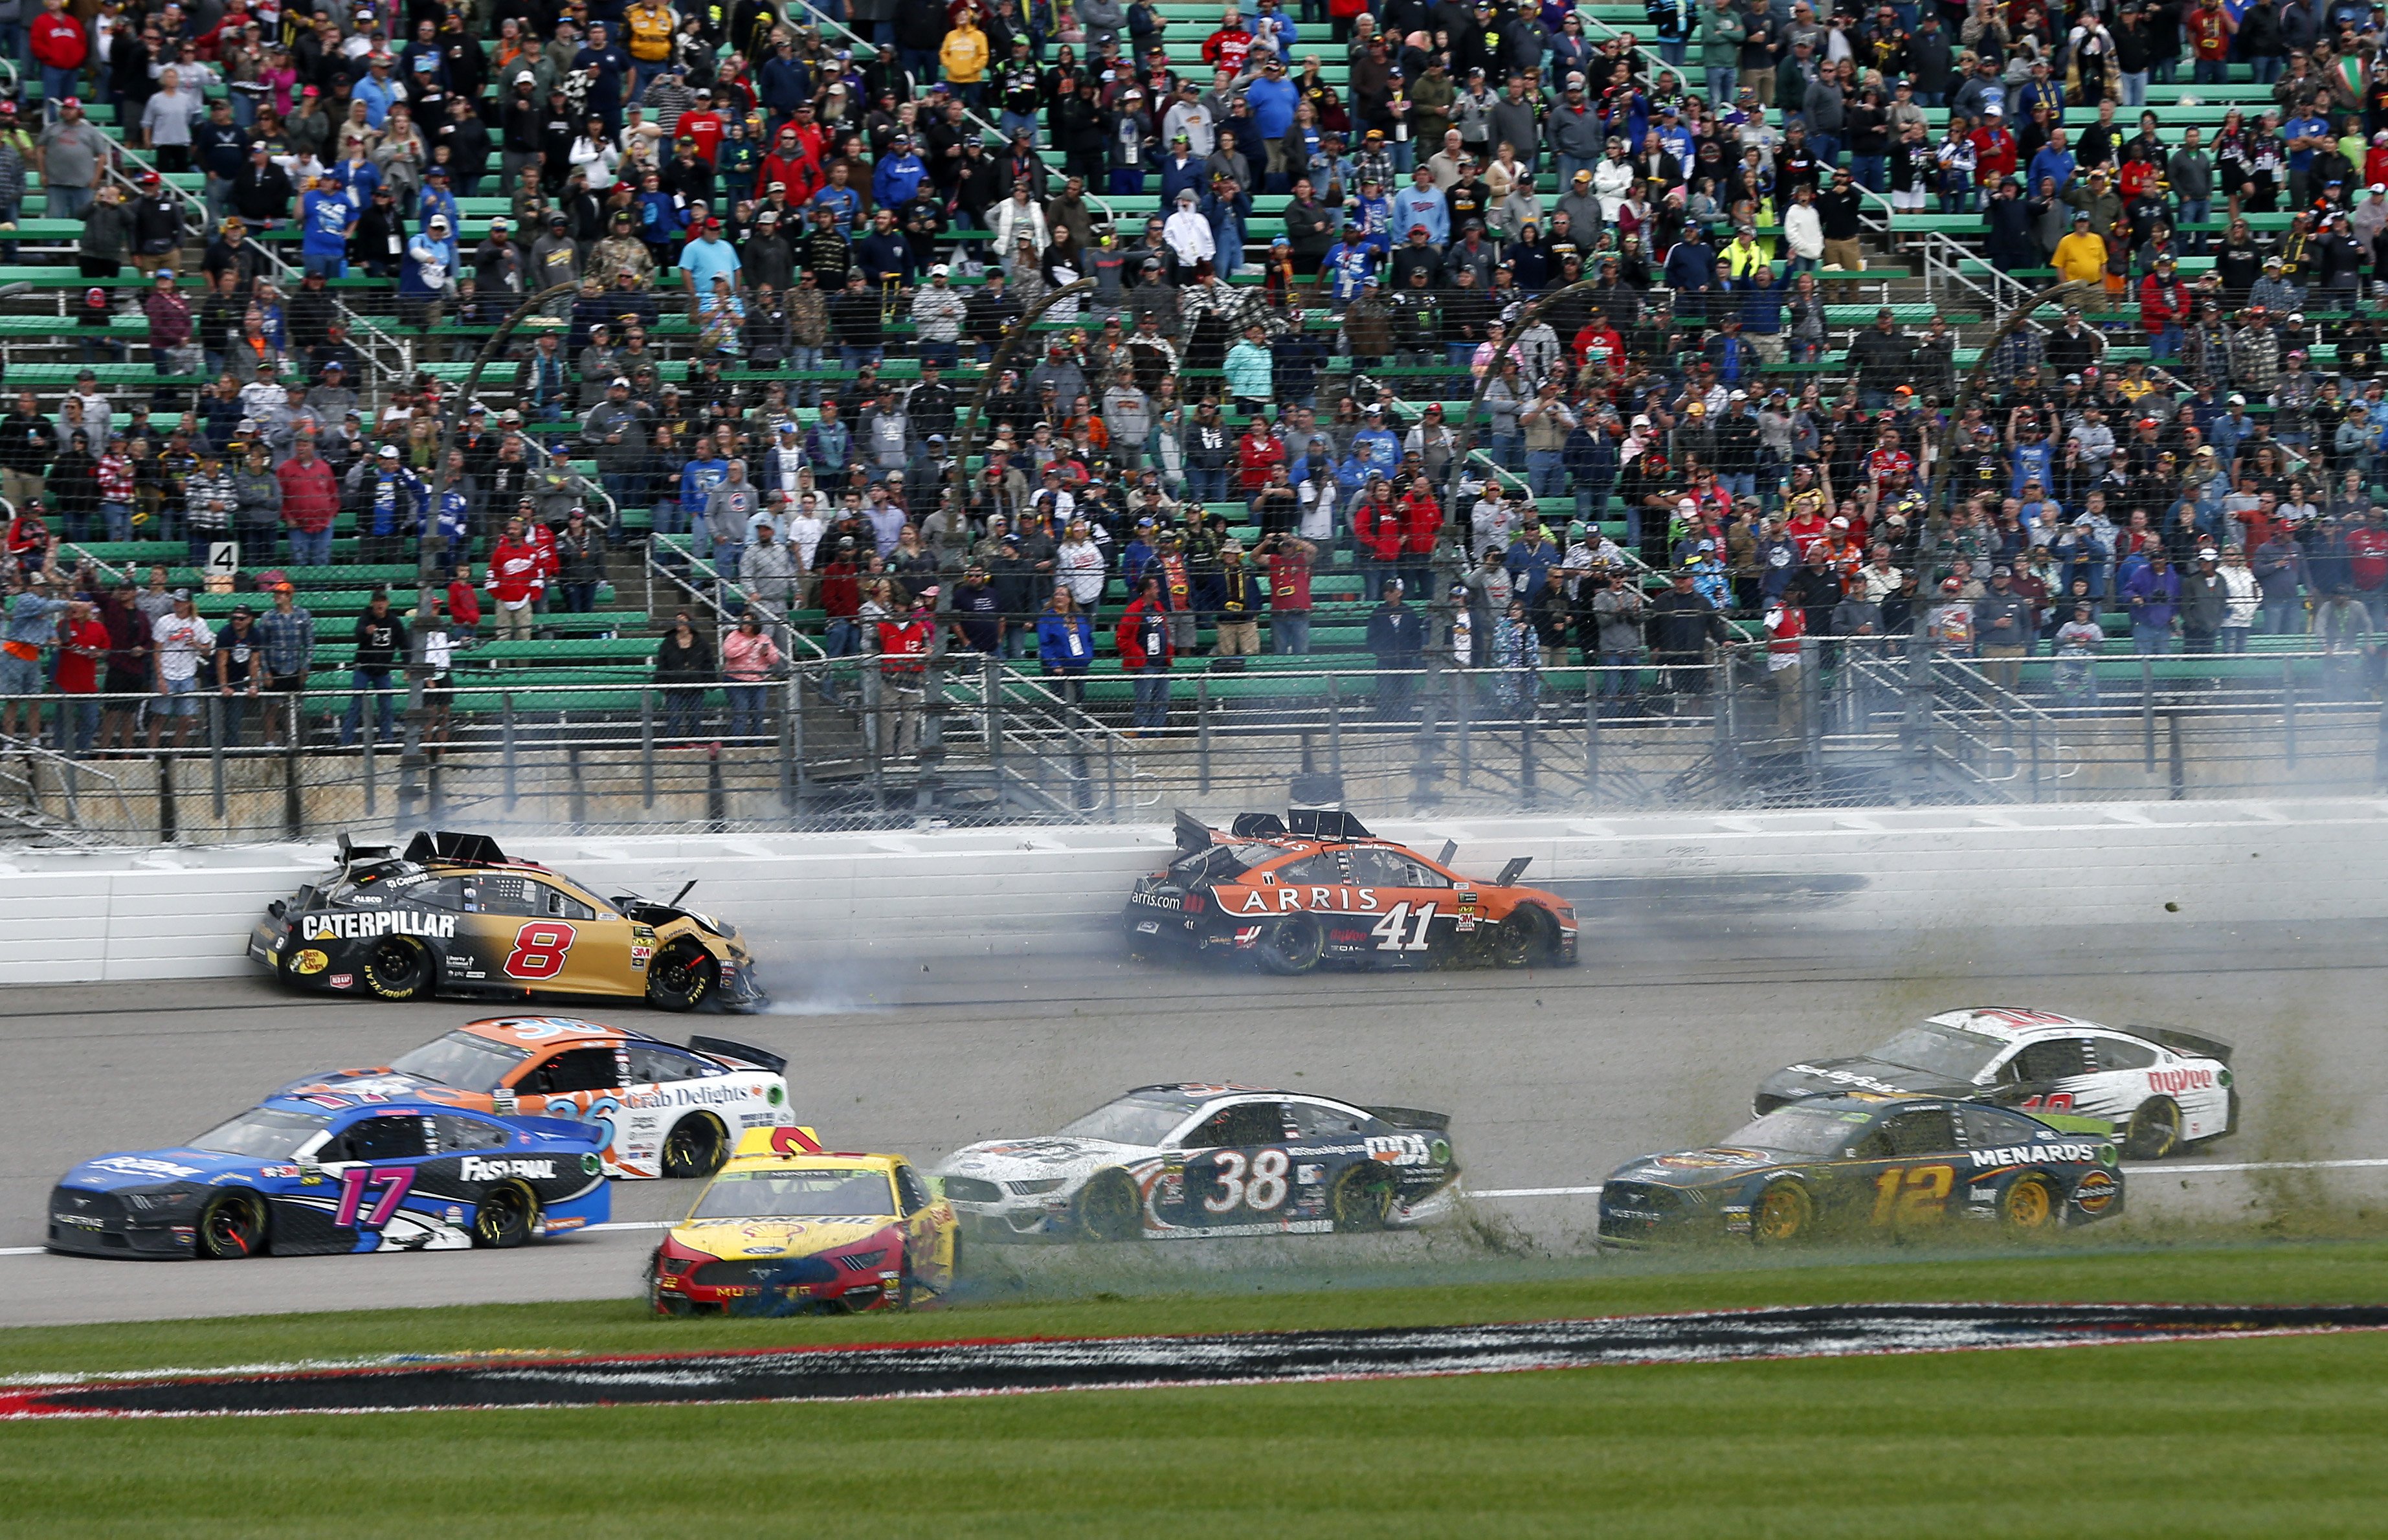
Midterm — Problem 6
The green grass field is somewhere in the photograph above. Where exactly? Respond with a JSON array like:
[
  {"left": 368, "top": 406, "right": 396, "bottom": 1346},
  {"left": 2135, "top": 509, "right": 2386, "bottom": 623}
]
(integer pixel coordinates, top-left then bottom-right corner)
[{"left": 5, "top": 1241, "right": 2385, "bottom": 1538}]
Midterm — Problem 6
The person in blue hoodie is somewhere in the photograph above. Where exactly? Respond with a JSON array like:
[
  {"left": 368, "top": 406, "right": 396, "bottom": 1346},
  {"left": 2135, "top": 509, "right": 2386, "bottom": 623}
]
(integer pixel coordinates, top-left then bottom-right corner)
[
  {"left": 414, "top": 166, "right": 460, "bottom": 242},
  {"left": 400, "top": 215, "right": 459, "bottom": 329},
  {"left": 872, "top": 133, "right": 928, "bottom": 208},
  {"left": 1390, "top": 166, "right": 1449, "bottom": 245}
]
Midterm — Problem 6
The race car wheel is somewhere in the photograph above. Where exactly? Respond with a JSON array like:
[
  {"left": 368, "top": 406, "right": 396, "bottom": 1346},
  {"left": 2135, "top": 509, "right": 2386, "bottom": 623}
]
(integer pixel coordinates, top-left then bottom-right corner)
[
  {"left": 661, "top": 1114, "right": 728, "bottom": 1179},
  {"left": 1752, "top": 1181, "right": 1814, "bottom": 1245},
  {"left": 1491, "top": 906, "right": 1559, "bottom": 969},
  {"left": 2123, "top": 1098, "right": 2183, "bottom": 1161},
  {"left": 361, "top": 935, "right": 433, "bottom": 1002},
  {"left": 645, "top": 940, "right": 717, "bottom": 1012},
  {"left": 2000, "top": 1173, "right": 2061, "bottom": 1236},
  {"left": 1256, "top": 913, "right": 1325, "bottom": 976},
  {"left": 471, "top": 1180, "right": 540, "bottom": 1248},
  {"left": 1075, "top": 1169, "right": 1143, "bottom": 1242},
  {"left": 195, "top": 1190, "right": 267, "bottom": 1259},
  {"left": 1328, "top": 1163, "right": 1399, "bottom": 1231}
]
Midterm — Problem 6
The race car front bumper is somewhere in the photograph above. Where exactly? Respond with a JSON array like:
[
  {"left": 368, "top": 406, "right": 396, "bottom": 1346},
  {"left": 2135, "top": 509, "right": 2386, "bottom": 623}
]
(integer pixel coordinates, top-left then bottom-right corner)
[
  {"left": 45, "top": 1185, "right": 198, "bottom": 1259},
  {"left": 652, "top": 1253, "right": 899, "bottom": 1315}
]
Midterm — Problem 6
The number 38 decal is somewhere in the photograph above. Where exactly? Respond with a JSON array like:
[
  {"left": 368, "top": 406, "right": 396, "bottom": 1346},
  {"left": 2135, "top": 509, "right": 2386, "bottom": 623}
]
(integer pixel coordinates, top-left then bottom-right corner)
[
  {"left": 1203, "top": 1149, "right": 1291, "bottom": 1214},
  {"left": 504, "top": 922, "right": 577, "bottom": 980}
]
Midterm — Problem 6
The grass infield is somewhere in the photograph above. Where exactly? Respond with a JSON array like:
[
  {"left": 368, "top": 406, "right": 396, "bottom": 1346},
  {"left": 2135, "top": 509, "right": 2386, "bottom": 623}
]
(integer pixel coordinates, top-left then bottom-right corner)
[{"left": 3, "top": 1241, "right": 2385, "bottom": 1537}]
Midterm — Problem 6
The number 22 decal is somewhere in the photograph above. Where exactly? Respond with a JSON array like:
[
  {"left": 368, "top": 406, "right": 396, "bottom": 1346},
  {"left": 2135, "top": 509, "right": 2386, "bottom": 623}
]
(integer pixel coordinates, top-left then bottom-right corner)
[
  {"left": 333, "top": 1166, "right": 417, "bottom": 1229},
  {"left": 1869, "top": 1164, "right": 1954, "bottom": 1226},
  {"left": 1203, "top": 1149, "right": 1291, "bottom": 1214},
  {"left": 504, "top": 922, "right": 577, "bottom": 979},
  {"left": 1369, "top": 902, "right": 1436, "bottom": 951}
]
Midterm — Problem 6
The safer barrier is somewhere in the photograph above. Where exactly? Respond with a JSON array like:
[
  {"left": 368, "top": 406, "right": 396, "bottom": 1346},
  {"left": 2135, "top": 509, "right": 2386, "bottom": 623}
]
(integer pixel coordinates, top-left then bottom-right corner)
[{"left": 5, "top": 799, "right": 2388, "bottom": 988}]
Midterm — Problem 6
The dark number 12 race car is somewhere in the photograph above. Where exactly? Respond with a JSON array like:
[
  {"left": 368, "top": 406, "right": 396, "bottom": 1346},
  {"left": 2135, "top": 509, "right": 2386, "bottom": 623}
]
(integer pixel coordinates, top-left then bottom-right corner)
[
  {"left": 1125, "top": 809, "right": 1578, "bottom": 974},
  {"left": 249, "top": 831, "right": 761, "bottom": 1010}
]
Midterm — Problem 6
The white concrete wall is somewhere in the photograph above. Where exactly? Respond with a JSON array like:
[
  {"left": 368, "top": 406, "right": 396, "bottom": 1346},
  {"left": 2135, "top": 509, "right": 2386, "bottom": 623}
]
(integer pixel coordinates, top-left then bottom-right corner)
[{"left": 3, "top": 799, "right": 2385, "bottom": 987}]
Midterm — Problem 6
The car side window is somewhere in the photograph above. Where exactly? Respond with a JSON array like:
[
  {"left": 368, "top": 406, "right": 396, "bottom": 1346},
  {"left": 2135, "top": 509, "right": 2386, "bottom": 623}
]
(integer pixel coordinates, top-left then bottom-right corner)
[
  {"left": 2093, "top": 1036, "right": 2158, "bottom": 1071},
  {"left": 465, "top": 875, "right": 543, "bottom": 917},
  {"left": 624, "top": 1044, "right": 708, "bottom": 1084},
  {"left": 894, "top": 1165, "right": 930, "bottom": 1215},
  {"left": 1959, "top": 1105, "right": 2046, "bottom": 1148},
  {"left": 1341, "top": 849, "right": 1414, "bottom": 888},
  {"left": 1401, "top": 860, "right": 1455, "bottom": 888},
  {"left": 1851, "top": 1127, "right": 1894, "bottom": 1159},
  {"left": 1882, "top": 1109, "right": 1958, "bottom": 1157},
  {"left": 1183, "top": 1102, "right": 1290, "bottom": 1149},
  {"left": 2013, "top": 1038, "right": 2093, "bottom": 1082},
  {"left": 434, "top": 1113, "right": 513, "bottom": 1151},
  {"left": 408, "top": 877, "right": 468, "bottom": 910},
  {"left": 522, "top": 1047, "right": 622, "bottom": 1094},
  {"left": 1275, "top": 854, "right": 1346, "bottom": 884},
  {"left": 1286, "top": 1100, "right": 1368, "bottom": 1138},
  {"left": 540, "top": 884, "right": 599, "bottom": 922},
  {"left": 339, "top": 1115, "right": 430, "bottom": 1163}
]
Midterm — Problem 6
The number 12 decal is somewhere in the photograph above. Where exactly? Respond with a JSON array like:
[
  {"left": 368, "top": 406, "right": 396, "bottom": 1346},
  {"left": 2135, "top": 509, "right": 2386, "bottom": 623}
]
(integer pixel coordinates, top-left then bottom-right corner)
[
  {"left": 333, "top": 1166, "right": 418, "bottom": 1229},
  {"left": 1869, "top": 1164, "right": 1954, "bottom": 1227},
  {"left": 1369, "top": 902, "right": 1437, "bottom": 951}
]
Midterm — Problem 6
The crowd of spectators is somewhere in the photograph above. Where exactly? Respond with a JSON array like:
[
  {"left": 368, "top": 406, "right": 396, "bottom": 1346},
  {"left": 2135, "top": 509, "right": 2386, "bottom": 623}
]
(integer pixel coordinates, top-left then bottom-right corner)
[{"left": 0, "top": 0, "right": 2386, "bottom": 755}]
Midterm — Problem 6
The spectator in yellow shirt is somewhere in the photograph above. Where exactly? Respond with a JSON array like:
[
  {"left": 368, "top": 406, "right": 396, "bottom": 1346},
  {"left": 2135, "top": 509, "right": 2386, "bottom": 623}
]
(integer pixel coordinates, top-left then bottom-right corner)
[
  {"left": 941, "top": 14, "right": 991, "bottom": 107},
  {"left": 2052, "top": 211, "right": 2111, "bottom": 304}
]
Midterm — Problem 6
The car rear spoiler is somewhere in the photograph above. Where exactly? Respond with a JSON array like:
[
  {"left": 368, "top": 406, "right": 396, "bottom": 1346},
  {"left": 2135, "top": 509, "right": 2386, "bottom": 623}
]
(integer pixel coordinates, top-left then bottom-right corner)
[
  {"left": 404, "top": 830, "right": 511, "bottom": 868},
  {"left": 689, "top": 1035, "right": 788, "bottom": 1074},
  {"left": 2137, "top": 1026, "right": 2235, "bottom": 1065},
  {"left": 1363, "top": 1106, "right": 1450, "bottom": 1132},
  {"left": 1176, "top": 809, "right": 1221, "bottom": 855},
  {"left": 335, "top": 833, "right": 397, "bottom": 876},
  {"left": 1495, "top": 856, "right": 1533, "bottom": 886}
]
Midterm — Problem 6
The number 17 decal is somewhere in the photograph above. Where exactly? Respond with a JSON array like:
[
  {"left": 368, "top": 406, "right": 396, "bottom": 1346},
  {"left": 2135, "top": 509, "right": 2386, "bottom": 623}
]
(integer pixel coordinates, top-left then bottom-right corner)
[{"left": 333, "top": 1166, "right": 418, "bottom": 1229}]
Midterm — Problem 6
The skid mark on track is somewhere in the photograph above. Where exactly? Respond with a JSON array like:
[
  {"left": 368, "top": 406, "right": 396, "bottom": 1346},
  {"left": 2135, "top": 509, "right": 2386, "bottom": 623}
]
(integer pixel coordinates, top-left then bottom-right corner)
[{"left": 5, "top": 1303, "right": 2384, "bottom": 1418}]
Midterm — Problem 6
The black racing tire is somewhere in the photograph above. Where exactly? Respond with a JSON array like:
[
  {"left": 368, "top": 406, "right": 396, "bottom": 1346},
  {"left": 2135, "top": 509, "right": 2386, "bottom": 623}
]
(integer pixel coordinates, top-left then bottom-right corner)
[
  {"left": 471, "top": 1179, "right": 539, "bottom": 1248},
  {"left": 1491, "top": 906, "right": 1559, "bottom": 969},
  {"left": 361, "top": 935, "right": 434, "bottom": 1001},
  {"left": 1075, "top": 1168, "right": 1143, "bottom": 1242},
  {"left": 195, "top": 1190, "right": 268, "bottom": 1259},
  {"left": 1256, "top": 913, "right": 1326, "bottom": 976},
  {"left": 661, "top": 1113, "right": 728, "bottom": 1179},
  {"left": 1328, "top": 1162, "right": 1399, "bottom": 1232},
  {"left": 645, "top": 939, "right": 718, "bottom": 1011},
  {"left": 2000, "top": 1172, "right": 2063, "bottom": 1236},
  {"left": 1752, "top": 1179, "right": 1814, "bottom": 1246},
  {"left": 2123, "top": 1097, "right": 2183, "bottom": 1161}
]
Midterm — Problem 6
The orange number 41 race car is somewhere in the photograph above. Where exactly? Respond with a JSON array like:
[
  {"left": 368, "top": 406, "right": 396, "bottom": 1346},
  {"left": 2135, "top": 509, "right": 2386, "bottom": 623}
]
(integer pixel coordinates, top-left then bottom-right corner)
[{"left": 1125, "top": 810, "right": 1578, "bottom": 974}]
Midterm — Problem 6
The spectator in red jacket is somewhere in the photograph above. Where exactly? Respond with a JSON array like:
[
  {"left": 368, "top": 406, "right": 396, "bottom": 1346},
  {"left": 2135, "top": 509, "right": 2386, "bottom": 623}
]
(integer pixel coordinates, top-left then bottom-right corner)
[
  {"left": 484, "top": 516, "right": 548, "bottom": 640},
  {"left": 1354, "top": 476, "right": 1405, "bottom": 601},
  {"left": 1235, "top": 420, "right": 1285, "bottom": 497},
  {"left": 876, "top": 586, "right": 935, "bottom": 757},
  {"left": 274, "top": 437, "right": 340, "bottom": 567},
  {"left": 2139, "top": 258, "right": 2189, "bottom": 360},
  {"left": 1117, "top": 573, "right": 1174, "bottom": 733},
  {"left": 30, "top": 0, "right": 89, "bottom": 115},
  {"left": 445, "top": 562, "right": 483, "bottom": 634},
  {"left": 1399, "top": 480, "right": 1444, "bottom": 598}
]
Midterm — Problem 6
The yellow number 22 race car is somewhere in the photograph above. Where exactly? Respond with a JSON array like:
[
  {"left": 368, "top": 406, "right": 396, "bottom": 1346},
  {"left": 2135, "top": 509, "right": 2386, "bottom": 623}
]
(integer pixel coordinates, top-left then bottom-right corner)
[{"left": 250, "top": 831, "right": 763, "bottom": 1011}]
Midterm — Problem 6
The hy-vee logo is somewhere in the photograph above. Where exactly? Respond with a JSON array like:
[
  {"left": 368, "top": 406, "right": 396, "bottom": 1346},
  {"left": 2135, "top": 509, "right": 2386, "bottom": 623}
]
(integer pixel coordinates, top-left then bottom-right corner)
[
  {"left": 458, "top": 1157, "right": 556, "bottom": 1182},
  {"left": 302, "top": 911, "right": 459, "bottom": 942}
]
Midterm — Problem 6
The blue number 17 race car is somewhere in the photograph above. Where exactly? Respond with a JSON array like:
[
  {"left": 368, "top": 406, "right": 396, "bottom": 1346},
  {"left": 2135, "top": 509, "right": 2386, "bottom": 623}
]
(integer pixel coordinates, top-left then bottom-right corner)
[{"left": 47, "top": 1094, "right": 610, "bottom": 1260}]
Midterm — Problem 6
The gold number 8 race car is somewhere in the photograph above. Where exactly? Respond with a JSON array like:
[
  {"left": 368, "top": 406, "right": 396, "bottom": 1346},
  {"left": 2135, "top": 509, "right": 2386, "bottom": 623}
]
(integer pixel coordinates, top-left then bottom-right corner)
[{"left": 249, "top": 832, "right": 763, "bottom": 1011}]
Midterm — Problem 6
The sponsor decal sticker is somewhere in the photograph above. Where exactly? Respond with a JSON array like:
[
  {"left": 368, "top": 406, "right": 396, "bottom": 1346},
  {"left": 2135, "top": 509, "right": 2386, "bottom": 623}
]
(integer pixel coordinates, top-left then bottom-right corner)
[
  {"left": 88, "top": 1156, "right": 202, "bottom": 1180},
  {"left": 300, "top": 911, "right": 460, "bottom": 943},
  {"left": 1657, "top": 1148, "right": 1770, "bottom": 1170},
  {"left": 1967, "top": 1143, "right": 2108, "bottom": 1168},
  {"left": 290, "top": 950, "right": 329, "bottom": 976},
  {"left": 2073, "top": 1170, "right": 2120, "bottom": 1214},
  {"left": 2148, "top": 1066, "right": 2218, "bottom": 1095},
  {"left": 328, "top": 974, "right": 354, "bottom": 989},
  {"left": 458, "top": 1157, "right": 557, "bottom": 1183}
]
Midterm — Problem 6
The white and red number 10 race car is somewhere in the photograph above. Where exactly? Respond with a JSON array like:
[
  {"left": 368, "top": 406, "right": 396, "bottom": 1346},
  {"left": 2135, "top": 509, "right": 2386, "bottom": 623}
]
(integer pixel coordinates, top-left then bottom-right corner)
[{"left": 1753, "top": 1007, "right": 2237, "bottom": 1160}]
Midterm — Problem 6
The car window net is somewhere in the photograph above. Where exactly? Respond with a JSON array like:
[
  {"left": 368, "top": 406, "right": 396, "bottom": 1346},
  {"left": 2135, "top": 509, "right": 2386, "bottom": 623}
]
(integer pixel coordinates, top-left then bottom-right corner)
[
  {"left": 1868, "top": 1024, "right": 2005, "bottom": 1081},
  {"left": 390, "top": 1031, "right": 531, "bottom": 1093},
  {"left": 190, "top": 1107, "right": 333, "bottom": 1159},
  {"left": 692, "top": 1170, "right": 895, "bottom": 1219},
  {"left": 1166, "top": 843, "right": 1282, "bottom": 885},
  {"left": 1058, "top": 1097, "right": 1188, "bottom": 1146}
]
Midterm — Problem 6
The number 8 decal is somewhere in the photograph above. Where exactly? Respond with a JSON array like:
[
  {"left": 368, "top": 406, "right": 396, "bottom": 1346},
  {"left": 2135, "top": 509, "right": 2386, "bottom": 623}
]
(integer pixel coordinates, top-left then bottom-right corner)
[{"left": 505, "top": 921, "right": 577, "bottom": 980}]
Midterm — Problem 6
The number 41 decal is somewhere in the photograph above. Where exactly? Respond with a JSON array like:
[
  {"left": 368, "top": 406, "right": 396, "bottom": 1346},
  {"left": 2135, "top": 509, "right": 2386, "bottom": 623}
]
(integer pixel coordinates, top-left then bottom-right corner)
[
  {"left": 1370, "top": 902, "right": 1437, "bottom": 951},
  {"left": 333, "top": 1166, "right": 417, "bottom": 1229}
]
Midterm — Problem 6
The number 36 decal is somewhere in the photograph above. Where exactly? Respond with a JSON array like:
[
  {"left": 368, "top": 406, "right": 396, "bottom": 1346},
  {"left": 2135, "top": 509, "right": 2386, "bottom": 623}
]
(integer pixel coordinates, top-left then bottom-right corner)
[{"left": 504, "top": 922, "right": 577, "bottom": 980}]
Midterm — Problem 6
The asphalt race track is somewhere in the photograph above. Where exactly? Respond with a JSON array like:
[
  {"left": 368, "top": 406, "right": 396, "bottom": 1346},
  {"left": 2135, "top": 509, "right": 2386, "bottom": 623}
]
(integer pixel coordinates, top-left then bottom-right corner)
[{"left": 3, "top": 915, "right": 2386, "bottom": 1328}]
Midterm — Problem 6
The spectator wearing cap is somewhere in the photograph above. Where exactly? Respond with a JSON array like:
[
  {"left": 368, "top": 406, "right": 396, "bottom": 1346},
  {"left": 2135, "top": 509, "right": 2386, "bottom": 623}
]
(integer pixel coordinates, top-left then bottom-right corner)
[
  {"left": 37, "top": 91, "right": 106, "bottom": 219},
  {"left": 401, "top": 212, "right": 459, "bottom": 330},
  {"left": 2123, "top": 545, "right": 2183, "bottom": 654},
  {"left": 148, "top": 586, "right": 216, "bottom": 752}
]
